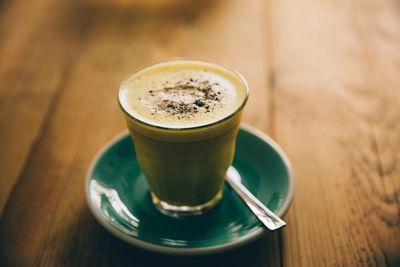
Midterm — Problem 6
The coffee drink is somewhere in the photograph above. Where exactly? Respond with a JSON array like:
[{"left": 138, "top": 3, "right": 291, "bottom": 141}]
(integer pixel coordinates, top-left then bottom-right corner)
[{"left": 119, "top": 59, "right": 248, "bottom": 216}]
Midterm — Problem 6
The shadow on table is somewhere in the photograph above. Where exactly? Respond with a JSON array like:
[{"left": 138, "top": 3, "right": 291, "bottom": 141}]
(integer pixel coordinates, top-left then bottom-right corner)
[
  {"left": 62, "top": 206, "right": 282, "bottom": 267},
  {"left": 45, "top": 0, "right": 219, "bottom": 58},
  {"left": 60, "top": 0, "right": 218, "bottom": 30},
  {"left": 103, "top": 232, "right": 279, "bottom": 267}
]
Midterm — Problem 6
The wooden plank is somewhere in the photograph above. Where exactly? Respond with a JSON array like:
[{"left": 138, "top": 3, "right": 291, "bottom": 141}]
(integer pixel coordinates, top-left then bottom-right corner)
[
  {"left": 0, "top": 0, "right": 92, "bottom": 215},
  {"left": 270, "top": 0, "right": 400, "bottom": 265},
  {"left": 0, "top": 0, "right": 278, "bottom": 266}
]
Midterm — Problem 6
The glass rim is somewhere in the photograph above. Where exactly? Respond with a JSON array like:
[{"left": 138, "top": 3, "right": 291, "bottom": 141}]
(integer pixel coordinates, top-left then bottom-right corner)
[{"left": 118, "top": 58, "right": 249, "bottom": 131}]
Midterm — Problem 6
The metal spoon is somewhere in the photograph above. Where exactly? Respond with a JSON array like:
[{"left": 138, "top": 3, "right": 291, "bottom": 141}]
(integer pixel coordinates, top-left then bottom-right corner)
[{"left": 226, "top": 167, "right": 286, "bottom": 231}]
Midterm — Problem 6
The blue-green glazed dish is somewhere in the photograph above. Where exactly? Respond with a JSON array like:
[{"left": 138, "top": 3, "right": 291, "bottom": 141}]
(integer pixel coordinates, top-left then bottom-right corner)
[{"left": 86, "top": 124, "right": 294, "bottom": 255}]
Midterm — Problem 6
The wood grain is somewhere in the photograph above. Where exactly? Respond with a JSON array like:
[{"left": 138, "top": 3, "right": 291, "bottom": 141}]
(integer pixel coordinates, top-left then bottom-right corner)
[
  {"left": 270, "top": 0, "right": 400, "bottom": 266},
  {"left": 0, "top": 0, "right": 92, "bottom": 215},
  {"left": 1, "top": 0, "right": 279, "bottom": 266},
  {"left": 1, "top": 0, "right": 399, "bottom": 266}
]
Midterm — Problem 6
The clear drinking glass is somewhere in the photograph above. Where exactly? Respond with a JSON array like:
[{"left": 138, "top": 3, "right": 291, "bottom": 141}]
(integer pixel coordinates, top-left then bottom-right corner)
[{"left": 118, "top": 59, "right": 249, "bottom": 216}]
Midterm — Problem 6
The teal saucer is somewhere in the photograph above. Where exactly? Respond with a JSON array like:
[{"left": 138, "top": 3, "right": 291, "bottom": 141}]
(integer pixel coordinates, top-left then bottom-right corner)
[{"left": 85, "top": 125, "right": 294, "bottom": 255}]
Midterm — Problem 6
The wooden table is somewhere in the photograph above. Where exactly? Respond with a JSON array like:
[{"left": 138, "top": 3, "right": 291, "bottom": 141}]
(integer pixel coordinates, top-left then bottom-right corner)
[{"left": 1, "top": 0, "right": 399, "bottom": 266}]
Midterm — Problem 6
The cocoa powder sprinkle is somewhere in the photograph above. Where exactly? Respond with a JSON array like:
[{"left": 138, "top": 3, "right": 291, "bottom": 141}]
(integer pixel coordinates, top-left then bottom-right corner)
[{"left": 142, "top": 79, "right": 224, "bottom": 118}]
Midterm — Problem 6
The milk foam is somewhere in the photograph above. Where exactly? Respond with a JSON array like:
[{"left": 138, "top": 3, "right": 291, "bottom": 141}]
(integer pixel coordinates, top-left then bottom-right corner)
[{"left": 119, "top": 60, "right": 248, "bottom": 129}]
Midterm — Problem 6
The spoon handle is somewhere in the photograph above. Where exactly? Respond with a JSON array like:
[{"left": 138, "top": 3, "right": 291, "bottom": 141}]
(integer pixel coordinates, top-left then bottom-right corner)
[{"left": 226, "top": 175, "right": 286, "bottom": 231}]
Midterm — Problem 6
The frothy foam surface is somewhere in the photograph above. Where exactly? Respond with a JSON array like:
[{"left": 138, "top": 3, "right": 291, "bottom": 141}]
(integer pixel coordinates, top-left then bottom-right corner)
[{"left": 119, "top": 60, "right": 248, "bottom": 129}]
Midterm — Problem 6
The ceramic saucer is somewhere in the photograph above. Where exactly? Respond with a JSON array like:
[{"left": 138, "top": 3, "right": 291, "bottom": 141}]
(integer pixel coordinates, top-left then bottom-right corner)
[{"left": 85, "top": 124, "right": 294, "bottom": 255}]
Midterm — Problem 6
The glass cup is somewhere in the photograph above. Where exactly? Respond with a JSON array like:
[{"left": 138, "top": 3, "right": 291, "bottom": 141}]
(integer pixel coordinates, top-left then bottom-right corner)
[{"left": 118, "top": 59, "right": 249, "bottom": 216}]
